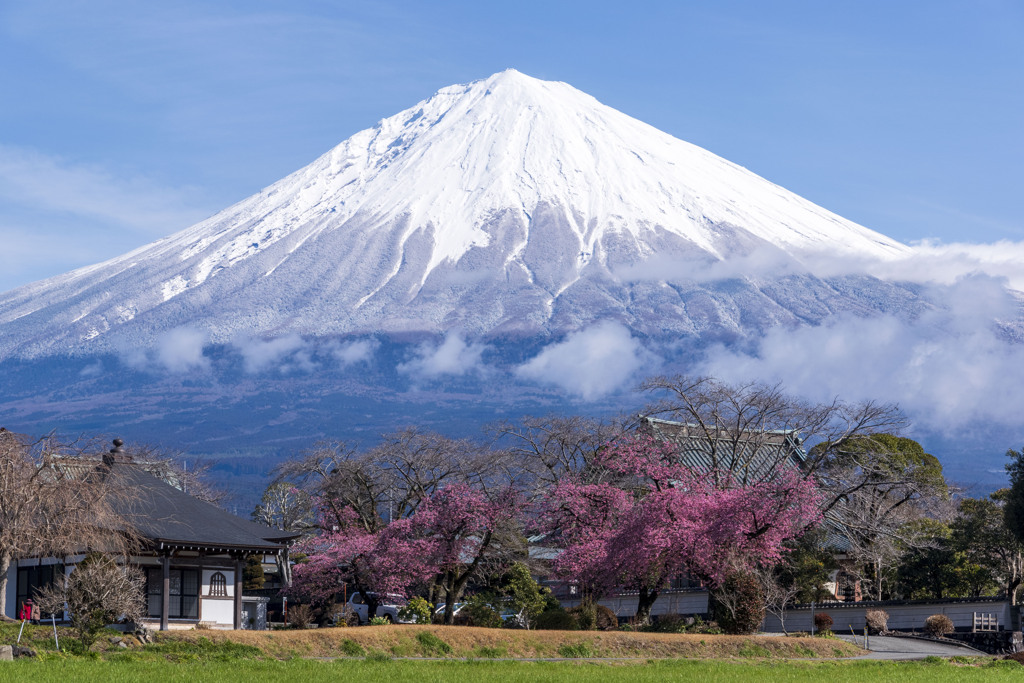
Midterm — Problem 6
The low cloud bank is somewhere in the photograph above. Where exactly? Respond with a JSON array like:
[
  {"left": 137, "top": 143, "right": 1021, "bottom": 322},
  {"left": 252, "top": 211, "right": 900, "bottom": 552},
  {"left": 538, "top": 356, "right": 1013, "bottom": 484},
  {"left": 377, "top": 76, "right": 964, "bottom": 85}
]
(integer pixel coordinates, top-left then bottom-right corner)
[
  {"left": 697, "top": 275, "right": 1024, "bottom": 432},
  {"left": 613, "top": 239, "right": 1024, "bottom": 293},
  {"left": 516, "top": 321, "right": 655, "bottom": 401},
  {"left": 233, "top": 335, "right": 378, "bottom": 374}
]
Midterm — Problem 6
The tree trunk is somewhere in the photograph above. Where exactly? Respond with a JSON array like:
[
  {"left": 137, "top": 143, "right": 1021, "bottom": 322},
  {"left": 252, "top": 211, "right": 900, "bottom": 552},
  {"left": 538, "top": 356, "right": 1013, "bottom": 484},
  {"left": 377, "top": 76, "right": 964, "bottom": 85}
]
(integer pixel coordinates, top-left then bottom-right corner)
[
  {"left": 635, "top": 585, "right": 659, "bottom": 625},
  {"left": 1008, "top": 577, "right": 1020, "bottom": 605},
  {"left": 361, "top": 589, "right": 380, "bottom": 623},
  {"left": 276, "top": 546, "right": 292, "bottom": 587},
  {"left": 428, "top": 576, "right": 443, "bottom": 617},
  {"left": 0, "top": 552, "right": 10, "bottom": 618},
  {"left": 443, "top": 571, "right": 457, "bottom": 625}
]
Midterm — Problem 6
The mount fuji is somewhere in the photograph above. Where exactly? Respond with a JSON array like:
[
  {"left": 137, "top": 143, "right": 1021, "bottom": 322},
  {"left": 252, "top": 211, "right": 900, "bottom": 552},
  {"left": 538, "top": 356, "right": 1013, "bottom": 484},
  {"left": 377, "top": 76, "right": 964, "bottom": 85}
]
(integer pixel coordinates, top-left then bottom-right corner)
[
  {"left": 0, "top": 69, "right": 922, "bottom": 359},
  {"left": 3, "top": 70, "right": 1020, "bottom": 497}
]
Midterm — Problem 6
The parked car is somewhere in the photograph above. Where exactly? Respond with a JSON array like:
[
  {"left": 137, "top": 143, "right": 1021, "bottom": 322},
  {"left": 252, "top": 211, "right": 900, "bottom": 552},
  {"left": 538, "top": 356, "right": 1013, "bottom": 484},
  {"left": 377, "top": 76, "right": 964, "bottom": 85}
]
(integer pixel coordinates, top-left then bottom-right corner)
[
  {"left": 341, "top": 592, "right": 415, "bottom": 625},
  {"left": 434, "top": 600, "right": 525, "bottom": 627},
  {"left": 433, "top": 602, "right": 466, "bottom": 621}
]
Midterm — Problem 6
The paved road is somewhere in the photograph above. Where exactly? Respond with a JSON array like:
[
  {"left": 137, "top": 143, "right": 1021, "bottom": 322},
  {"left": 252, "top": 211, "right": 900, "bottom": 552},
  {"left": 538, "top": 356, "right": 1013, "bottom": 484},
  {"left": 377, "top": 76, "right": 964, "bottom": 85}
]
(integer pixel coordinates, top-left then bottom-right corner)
[{"left": 834, "top": 634, "right": 987, "bottom": 660}]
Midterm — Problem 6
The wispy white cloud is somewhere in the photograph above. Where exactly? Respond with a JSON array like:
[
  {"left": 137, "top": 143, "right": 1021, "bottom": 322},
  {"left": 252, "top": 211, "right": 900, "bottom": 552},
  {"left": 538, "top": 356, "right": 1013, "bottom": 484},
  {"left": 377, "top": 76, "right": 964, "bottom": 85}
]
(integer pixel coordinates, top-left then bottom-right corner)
[
  {"left": 517, "top": 321, "right": 656, "bottom": 400},
  {"left": 0, "top": 144, "right": 210, "bottom": 233},
  {"left": 398, "top": 332, "right": 487, "bottom": 378}
]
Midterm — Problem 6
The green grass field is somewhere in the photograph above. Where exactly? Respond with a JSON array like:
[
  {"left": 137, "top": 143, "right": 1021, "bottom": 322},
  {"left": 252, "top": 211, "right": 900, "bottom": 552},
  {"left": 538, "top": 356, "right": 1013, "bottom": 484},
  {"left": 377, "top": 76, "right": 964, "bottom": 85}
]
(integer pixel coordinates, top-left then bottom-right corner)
[{"left": 1, "top": 658, "right": 1021, "bottom": 682}]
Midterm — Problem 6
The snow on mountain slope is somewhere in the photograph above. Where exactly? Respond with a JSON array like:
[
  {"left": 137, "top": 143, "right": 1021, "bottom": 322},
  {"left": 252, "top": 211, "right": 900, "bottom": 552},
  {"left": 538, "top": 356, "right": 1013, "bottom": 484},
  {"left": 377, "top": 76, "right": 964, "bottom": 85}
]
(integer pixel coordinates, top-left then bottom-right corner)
[{"left": 0, "top": 69, "right": 916, "bottom": 359}]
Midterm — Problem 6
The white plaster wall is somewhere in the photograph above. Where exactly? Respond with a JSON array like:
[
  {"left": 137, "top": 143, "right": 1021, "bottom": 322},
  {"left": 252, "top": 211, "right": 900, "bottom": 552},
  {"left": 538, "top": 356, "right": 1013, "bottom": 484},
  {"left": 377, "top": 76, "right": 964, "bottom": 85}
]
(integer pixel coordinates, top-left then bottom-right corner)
[
  {"left": 761, "top": 600, "right": 1014, "bottom": 633},
  {"left": 202, "top": 569, "right": 236, "bottom": 597},
  {"left": 202, "top": 598, "right": 235, "bottom": 626}
]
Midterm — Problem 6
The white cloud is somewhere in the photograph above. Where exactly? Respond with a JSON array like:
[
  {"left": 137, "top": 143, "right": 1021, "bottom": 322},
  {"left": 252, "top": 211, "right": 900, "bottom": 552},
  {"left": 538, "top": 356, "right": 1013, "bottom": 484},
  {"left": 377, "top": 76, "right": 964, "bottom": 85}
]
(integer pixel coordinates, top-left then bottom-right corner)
[
  {"left": 611, "top": 239, "right": 1024, "bottom": 295},
  {"left": 136, "top": 326, "right": 210, "bottom": 373},
  {"left": 233, "top": 334, "right": 316, "bottom": 374},
  {"left": 516, "top": 321, "right": 655, "bottom": 400},
  {"left": 398, "top": 332, "right": 487, "bottom": 378},
  {"left": 329, "top": 339, "right": 377, "bottom": 368},
  {"left": 697, "top": 276, "right": 1024, "bottom": 432},
  {"left": 79, "top": 360, "right": 104, "bottom": 377}
]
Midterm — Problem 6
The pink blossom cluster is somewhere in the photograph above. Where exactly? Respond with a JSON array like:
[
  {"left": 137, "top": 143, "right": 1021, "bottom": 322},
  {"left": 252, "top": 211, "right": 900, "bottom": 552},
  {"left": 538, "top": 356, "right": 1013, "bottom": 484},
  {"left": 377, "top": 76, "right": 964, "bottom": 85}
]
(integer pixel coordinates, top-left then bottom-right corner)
[
  {"left": 290, "top": 484, "right": 517, "bottom": 604},
  {"left": 545, "top": 435, "right": 823, "bottom": 593}
]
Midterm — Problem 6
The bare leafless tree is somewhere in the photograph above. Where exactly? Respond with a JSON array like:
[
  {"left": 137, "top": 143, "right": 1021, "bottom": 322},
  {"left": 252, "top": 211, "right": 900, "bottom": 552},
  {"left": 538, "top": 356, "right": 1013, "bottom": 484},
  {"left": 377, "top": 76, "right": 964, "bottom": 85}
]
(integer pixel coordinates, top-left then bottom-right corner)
[
  {"left": 252, "top": 482, "right": 315, "bottom": 585},
  {"left": 276, "top": 429, "right": 517, "bottom": 532},
  {"left": 0, "top": 428, "right": 138, "bottom": 618},
  {"left": 753, "top": 563, "right": 801, "bottom": 635},
  {"left": 639, "top": 375, "right": 908, "bottom": 495},
  {"left": 120, "top": 443, "right": 227, "bottom": 506},
  {"left": 488, "top": 415, "right": 627, "bottom": 494}
]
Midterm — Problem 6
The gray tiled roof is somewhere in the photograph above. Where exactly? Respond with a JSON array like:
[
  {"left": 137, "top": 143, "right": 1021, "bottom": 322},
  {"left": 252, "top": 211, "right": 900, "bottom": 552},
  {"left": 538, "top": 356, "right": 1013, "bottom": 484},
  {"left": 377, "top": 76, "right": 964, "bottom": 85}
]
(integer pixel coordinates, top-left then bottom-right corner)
[
  {"left": 105, "top": 462, "right": 297, "bottom": 551},
  {"left": 641, "top": 417, "right": 807, "bottom": 483}
]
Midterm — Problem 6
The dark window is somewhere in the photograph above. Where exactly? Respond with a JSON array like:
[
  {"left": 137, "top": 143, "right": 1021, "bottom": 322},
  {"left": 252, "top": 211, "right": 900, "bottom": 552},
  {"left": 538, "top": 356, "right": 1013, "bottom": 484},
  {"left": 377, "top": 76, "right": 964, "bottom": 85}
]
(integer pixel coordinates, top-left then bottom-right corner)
[
  {"left": 145, "top": 568, "right": 200, "bottom": 619},
  {"left": 209, "top": 572, "right": 227, "bottom": 597},
  {"left": 16, "top": 564, "right": 60, "bottom": 616},
  {"left": 146, "top": 569, "right": 162, "bottom": 617}
]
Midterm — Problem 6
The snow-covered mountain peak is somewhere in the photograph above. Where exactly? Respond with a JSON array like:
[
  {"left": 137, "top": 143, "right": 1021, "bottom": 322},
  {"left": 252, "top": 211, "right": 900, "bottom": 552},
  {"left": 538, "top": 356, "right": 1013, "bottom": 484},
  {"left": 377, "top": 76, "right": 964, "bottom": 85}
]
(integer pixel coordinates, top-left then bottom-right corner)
[{"left": 0, "top": 70, "right": 916, "bottom": 358}]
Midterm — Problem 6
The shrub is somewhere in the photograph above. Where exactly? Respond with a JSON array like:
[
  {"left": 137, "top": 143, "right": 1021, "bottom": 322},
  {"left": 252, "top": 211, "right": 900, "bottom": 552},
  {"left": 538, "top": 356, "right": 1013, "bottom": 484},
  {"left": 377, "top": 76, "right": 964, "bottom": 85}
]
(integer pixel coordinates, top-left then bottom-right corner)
[
  {"left": 534, "top": 607, "right": 579, "bottom": 630},
  {"left": 865, "top": 609, "right": 889, "bottom": 634},
  {"left": 645, "top": 614, "right": 687, "bottom": 633},
  {"left": 32, "top": 553, "right": 144, "bottom": 649},
  {"left": 557, "top": 642, "right": 594, "bottom": 658},
  {"left": 813, "top": 612, "right": 834, "bottom": 635},
  {"left": 594, "top": 604, "right": 618, "bottom": 630},
  {"left": 398, "top": 596, "right": 433, "bottom": 624},
  {"left": 567, "top": 602, "right": 597, "bottom": 630},
  {"left": 924, "top": 614, "right": 954, "bottom": 637},
  {"left": 288, "top": 604, "right": 314, "bottom": 629},
  {"left": 644, "top": 614, "right": 722, "bottom": 634},
  {"left": 461, "top": 594, "right": 502, "bottom": 628},
  {"left": 369, "top": 615, "right": 390, "bottom": 626},
  {"left": 712, "top": 572, "right": 766, "bottom": 635},
  {"left": 415, "top": 631, "right": 452, "bottom": 655},
  {"left": 690, "top": 616, "right": 723, "bottom": 635},
  {"left": 340, "top": 639, "right": 365, "bottom": 657}
]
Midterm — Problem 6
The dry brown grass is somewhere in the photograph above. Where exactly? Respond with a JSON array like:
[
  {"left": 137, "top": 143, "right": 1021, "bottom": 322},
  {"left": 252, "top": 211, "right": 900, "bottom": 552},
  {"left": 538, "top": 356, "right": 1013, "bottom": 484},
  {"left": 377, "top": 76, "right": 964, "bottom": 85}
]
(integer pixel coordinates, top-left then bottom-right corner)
[{"left": 159, "top": 625, "right": 863, "bottom": 660}]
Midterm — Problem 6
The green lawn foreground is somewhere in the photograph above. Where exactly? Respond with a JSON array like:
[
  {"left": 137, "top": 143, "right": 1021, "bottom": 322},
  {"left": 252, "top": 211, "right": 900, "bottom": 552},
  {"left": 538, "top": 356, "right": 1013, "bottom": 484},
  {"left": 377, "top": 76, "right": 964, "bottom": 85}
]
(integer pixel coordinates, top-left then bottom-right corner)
[{"left": 1, "top": 658, "right": 1022, "bottom": 682}]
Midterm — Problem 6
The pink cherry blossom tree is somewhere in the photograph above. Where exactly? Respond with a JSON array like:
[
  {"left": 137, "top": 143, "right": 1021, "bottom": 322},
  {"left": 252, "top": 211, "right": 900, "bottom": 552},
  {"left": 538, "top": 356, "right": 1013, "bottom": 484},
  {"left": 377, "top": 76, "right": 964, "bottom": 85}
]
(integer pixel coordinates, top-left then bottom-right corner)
[
  {"left": 289, "top": 483, "right": 522, "bottom": 624},
  {"left": 289, "top": 504, "right": 435, "bottom": 620},
  {"left": 545, "top": 435, "right": 822, "bottom": 623},
  {"left": 409, "top": 483, "right": 522, "bottom": 624}
]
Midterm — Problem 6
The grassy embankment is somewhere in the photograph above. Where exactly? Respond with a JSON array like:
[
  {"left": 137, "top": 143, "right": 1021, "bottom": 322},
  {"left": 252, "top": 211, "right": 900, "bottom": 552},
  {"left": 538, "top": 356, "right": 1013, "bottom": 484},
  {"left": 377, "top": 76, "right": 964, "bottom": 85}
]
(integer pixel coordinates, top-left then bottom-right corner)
[{"left": 1, "top": 622, "right": 1019, "bottom": 681}]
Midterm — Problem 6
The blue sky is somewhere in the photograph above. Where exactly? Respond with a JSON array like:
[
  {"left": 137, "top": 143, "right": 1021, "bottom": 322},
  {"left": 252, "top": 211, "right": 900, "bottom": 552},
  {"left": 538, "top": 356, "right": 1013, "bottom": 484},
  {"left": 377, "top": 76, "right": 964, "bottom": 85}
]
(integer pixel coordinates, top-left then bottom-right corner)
[{"left": 1, "top": 0, "right": 1021, "bottom": 292}]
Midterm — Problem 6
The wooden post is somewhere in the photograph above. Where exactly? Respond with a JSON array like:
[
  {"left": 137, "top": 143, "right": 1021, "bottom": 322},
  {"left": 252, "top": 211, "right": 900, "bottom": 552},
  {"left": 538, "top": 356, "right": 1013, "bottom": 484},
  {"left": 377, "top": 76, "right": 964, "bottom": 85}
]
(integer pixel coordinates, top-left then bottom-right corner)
[
  {"left": 234, "top": 556, "right": 243, "bottom": 630},
  {"left": 160, "top": 553, "right": 170, "bottom": 631}
]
